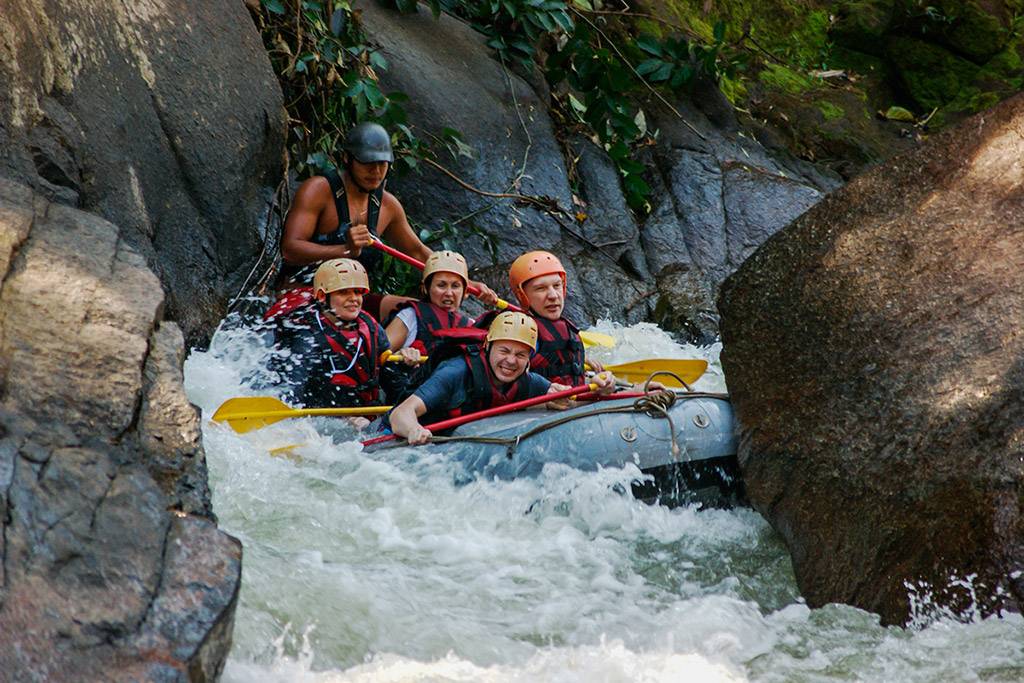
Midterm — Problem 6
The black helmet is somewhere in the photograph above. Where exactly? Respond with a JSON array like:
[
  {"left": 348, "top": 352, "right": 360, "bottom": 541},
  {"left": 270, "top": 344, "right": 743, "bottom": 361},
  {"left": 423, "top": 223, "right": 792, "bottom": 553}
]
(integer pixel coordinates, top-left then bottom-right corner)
[{"left": 343, "top": 122, "right": 394, "bottom": 163}]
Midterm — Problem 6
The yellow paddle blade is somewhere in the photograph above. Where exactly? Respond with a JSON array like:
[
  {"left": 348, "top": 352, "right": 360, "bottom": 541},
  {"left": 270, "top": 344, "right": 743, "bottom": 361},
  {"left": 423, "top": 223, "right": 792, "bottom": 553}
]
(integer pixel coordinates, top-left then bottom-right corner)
[
  {"left": 604, "top": 359, "right": 708, "bottom": 387},
  {"left": 580, "top": 330, "right": 616, "bottom": 348},
  {"left": 211, "top": 396, "right": 392, "bottom": 434}
]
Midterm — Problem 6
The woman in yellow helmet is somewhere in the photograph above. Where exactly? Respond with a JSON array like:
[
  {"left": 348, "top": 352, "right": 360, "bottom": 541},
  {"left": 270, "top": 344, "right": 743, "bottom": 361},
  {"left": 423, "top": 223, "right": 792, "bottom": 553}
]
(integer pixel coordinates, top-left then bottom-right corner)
[{"left": 380, "top": 250, "right": 478, "bottom": 403}]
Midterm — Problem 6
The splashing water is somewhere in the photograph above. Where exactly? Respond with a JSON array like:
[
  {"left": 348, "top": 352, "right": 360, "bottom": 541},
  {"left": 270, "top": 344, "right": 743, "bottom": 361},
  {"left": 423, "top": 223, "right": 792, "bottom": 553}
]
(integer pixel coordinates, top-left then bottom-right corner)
[{"left": 184, "top": 318, "right": 1024, "bottom": 681}]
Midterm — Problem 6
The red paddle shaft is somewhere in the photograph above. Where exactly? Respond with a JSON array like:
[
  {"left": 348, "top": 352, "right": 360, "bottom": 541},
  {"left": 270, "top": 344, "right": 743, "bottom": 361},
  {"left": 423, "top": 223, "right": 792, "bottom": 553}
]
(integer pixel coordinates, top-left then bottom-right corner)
[
  {"left": 361, "top": 382, "right": 598, "bottom": 447},
  {"left": 368, "top": 239, "right": 521, "bottom": 312}
]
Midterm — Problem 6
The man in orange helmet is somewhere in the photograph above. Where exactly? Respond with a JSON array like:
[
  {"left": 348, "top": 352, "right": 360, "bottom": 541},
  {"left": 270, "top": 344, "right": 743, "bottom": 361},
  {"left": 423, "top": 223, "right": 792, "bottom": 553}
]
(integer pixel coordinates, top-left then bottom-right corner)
[{"left": 508, "top": 250, "right": 603, "bottom": 387}]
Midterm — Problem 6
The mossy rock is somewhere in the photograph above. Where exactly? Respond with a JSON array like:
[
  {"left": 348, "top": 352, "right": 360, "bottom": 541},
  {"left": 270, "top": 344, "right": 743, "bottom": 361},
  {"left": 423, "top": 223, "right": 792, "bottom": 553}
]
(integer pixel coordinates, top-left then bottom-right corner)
[
  {"left": 758, "top": 62, "right": 821, "bottom": 94},
  {"left": 647, "top": 0, "right": 832, "bottom": 67},
  {"left": 829, "top": 0, "right": 896, "bottom": 56},
  {"left": 886, "top": 35, "right": 981, "bottom": 110},
  {"left": 892, "top": 0, "right": 1011, "bottom": 63}
]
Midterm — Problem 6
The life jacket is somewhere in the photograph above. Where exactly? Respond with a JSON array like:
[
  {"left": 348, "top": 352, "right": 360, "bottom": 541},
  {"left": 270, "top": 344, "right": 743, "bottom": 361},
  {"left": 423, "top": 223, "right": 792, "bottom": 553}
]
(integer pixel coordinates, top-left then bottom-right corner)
[
  {"left": 411, "top": 328, "right": 533, "bottom": 425},
  {"left": 314, "top": 309, "right": 383, "bottom": 406},
  {"left": 396, "top": 300, "right": 474, "bottom": 356},
  {"left": 380, "top": 301, "right": 474, "bottom": 404},
  {"left": 264, "top": 287, "right": 313, "bottom": 321},
  {"left": 277, "top": 167, "right": 384, "bottom": 288},
  {"left": 530, "top": 315, "right": 586, "bottom": 386},
  {"left": 453, "top": 344, "right": 532, "bottom": 417}
]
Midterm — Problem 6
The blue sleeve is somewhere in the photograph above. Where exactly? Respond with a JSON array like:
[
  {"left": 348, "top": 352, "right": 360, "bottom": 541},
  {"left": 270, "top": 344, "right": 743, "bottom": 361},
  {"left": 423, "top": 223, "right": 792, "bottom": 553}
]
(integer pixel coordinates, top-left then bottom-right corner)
[
  {"left": 526, "top": 372, "right": 552, "bottom": 397},
  {"left": 413, "top": 358, "right": 469, "bottom": 414},
  {"left": 375, "top": 322, "right": 390, "bottom": 354}
]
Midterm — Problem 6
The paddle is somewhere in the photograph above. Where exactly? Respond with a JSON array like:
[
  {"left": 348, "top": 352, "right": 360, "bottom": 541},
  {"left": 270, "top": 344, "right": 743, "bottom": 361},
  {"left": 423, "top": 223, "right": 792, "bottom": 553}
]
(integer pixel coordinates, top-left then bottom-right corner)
[
  {"left": 361, "top": 381, "right": 599, "bottom": 447},
  {"left": 592, "top": 359, "right": 708, "bottom": 388},
  {"left": 366, "top": 239, "right": 614, "bottom": 349},
  {"left": 212, "top": 396, "right": 392, "bottom": 434}
]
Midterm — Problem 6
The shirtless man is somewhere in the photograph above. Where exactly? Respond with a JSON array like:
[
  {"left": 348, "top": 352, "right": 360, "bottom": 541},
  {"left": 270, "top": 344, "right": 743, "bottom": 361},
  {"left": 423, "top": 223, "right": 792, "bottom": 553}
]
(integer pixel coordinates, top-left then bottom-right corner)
[{"left": 277, "top": 122, "right": 496, "bottom": 321}]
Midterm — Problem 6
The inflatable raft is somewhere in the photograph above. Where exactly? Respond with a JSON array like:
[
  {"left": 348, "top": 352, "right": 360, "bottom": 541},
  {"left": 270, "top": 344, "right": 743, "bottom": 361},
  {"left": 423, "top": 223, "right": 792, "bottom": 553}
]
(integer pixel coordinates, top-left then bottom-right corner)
[{"left": 370, "top": 391, "right": 744, "bottom": 509}]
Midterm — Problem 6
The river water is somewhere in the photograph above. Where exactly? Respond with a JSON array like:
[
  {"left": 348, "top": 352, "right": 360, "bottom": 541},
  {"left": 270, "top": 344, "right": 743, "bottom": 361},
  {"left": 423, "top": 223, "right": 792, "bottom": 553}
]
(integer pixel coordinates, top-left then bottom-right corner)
[{"left": 184, "top": 319, "right": 1024, "bottom": 682}]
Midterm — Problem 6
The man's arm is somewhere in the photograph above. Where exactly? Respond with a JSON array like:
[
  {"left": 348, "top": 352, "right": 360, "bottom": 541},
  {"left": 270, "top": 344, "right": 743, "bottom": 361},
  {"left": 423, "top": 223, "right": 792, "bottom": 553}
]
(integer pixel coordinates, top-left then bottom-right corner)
[
  {"left": 379, "top": 192, "right": 499, "bottom": 304},
  {"left": 379, "top": 193, "right": 432, "bottom": 261},
  {"left": 280, "top": 177, "right": 353, "bottom": 265},
  {"left": 389, "top": 395, "right": 432, "bottom": 444}
]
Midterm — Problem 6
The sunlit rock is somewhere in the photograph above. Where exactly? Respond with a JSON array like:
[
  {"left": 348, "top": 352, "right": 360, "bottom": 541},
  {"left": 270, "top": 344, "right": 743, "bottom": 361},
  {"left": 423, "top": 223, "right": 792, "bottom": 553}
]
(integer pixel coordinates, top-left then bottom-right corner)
[
  {"left": 0, "top": 177, "right": 240, "bottom": 678},
  {"left": 719, "top": 92, "right": 1024, "bottom": 625}
]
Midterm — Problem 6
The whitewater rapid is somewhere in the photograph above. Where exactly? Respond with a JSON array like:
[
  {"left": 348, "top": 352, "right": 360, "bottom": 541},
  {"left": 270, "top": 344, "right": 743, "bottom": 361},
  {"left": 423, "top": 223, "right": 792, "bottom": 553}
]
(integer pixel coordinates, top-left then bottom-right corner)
[{"left": 184, "top": 319, "right": 1024, "bottom": 682}]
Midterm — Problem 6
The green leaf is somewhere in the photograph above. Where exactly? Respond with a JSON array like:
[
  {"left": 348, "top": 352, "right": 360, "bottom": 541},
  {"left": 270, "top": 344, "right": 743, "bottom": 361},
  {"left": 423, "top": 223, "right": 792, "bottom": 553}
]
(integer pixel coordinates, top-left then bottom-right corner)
[
  {"left": 636, "top": 58, "right": 664, "bottom": 76},
  {"left": 567, "top": 93, "right": 587, "bottom": 116},
  {"left": 713, "top": 19, "right": 726, "bottom": 44},
  {"left": 635, "top": 34, "right": 663, "bottom": 57},
  {"left": 262, "top": 0, "right": 286, "bottom": 14}
]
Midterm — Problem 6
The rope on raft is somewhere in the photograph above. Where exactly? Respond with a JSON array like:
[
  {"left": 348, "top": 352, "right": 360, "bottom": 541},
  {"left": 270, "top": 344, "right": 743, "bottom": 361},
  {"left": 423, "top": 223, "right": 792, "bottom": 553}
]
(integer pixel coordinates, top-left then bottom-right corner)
[{"left": 424, "top": 380, "right": 729, "bottom": 462}]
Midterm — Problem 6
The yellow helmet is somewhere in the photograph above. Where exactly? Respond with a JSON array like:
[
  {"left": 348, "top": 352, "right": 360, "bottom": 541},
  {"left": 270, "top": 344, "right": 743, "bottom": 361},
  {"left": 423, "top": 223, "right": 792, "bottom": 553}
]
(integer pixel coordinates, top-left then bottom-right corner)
[
  {"left": 486, "top": 311, "right": 538, "bottom": 350},
  {"left": 422, "top": 250, "right": 469, "bottom": 287},
  {"left": 313, "top": 258, "right": 369, "bottom": 297}
]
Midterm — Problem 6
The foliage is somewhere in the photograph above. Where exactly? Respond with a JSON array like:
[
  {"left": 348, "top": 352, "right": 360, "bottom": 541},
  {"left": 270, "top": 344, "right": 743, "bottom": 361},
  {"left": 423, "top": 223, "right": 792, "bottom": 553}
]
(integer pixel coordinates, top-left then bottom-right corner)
[
  {"left": 374, "top": 220, "right": 498, "bottom": 296},
  {"left": 433, "top": 0, "right": 738, "bottom": 212},
  {"left": 253, "top": 0, "right": 469, "bottom": 178}
]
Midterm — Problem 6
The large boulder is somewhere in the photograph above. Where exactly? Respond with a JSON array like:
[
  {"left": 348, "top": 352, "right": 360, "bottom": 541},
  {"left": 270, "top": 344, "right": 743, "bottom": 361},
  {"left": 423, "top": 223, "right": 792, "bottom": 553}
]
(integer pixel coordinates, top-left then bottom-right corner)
[
  {"left": 0, "top": 178, "right": 241, "bottom": 679},
  {"left": 0, "top": 0, "right": 287, "bottom": 344},
  {"left": 718, "top": 93, "right": 1024, "bottom": 625}
]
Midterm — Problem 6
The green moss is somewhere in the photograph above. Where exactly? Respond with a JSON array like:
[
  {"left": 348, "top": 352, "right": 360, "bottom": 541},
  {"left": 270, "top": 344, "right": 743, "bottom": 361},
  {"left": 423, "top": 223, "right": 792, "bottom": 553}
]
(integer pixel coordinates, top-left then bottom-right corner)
[
  {"left": 829, "top": 0, "right": 895, "bottom": 56},
  {"left": 943, "top": 1, "right": 1009, "bottom": 62},
  {"left": 817, "top": 99, "right": 846, "bottom": 120},
  {"left": 887, "top": 36, "right": 980, "bottom": 109},
  {"left": 719, "top": 73, "right": 748, "bottom": 103},
  {"left": 759, "top": 62, "right": 819, "bottom": 94}
]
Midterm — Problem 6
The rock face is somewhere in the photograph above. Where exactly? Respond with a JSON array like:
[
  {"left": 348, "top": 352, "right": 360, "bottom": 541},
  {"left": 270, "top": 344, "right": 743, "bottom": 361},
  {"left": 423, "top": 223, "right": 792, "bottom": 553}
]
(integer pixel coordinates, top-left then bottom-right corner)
[
  {"left": 0, "top": 173, "right": 240, "bottom": 677},
  {"left": 0, "top": 0, "right": 287, "bottom": 344},
  {"left": 359, "top": 0, "right": 837, "bottom": 339},
  {"left": 718, "top": 93, "right": 1024, "bottom": 625}
]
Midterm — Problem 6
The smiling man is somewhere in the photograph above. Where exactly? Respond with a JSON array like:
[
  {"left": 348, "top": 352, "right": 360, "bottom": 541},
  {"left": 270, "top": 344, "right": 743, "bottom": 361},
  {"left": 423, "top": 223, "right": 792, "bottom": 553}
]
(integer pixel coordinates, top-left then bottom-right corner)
[
  {"left": 276, "top": 122, "right": 496, "bottom": 321},
  {"left": 386, "top": 311, "right": 603, "bottom": 445}
]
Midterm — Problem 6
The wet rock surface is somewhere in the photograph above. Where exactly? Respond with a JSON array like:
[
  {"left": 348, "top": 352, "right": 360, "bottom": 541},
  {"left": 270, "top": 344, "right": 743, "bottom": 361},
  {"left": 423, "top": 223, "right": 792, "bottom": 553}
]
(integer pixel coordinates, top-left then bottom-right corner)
[
  {"left": 359, "top": 0, "right": 837, "bottom": 339},
  {"left": 719, "top": 93, "right": 1024, "bottom": 625},
  {"left": 0, "top": 0, "right": 286, "bottom": 345},
  {"left": 0, "top": 180, "right": 241, "bottom": 677}
]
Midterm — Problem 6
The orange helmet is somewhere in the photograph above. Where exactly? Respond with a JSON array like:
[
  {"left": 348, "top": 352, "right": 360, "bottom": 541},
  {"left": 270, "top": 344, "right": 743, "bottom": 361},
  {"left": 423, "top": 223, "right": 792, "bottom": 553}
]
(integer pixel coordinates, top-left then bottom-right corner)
[{"left": 508, "top": 251, "right": 566, "bottom": 309}]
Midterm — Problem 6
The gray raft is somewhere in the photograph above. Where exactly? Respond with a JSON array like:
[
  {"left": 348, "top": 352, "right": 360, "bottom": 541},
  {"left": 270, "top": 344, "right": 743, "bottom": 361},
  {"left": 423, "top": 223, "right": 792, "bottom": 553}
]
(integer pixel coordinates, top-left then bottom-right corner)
[{"left": 373, "top": 392, "right": 744, "bottom": 509}]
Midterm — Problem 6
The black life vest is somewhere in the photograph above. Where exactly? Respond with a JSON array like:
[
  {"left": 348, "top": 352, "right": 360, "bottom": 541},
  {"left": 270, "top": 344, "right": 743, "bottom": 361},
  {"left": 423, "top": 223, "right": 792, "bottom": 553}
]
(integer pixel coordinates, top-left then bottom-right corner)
[
  {"left": 272, "top": 303, "right": 384, "bottom": 408},
  {"left": 315, "top": 309, "right": 383, "bottom": 406},
  {"left": 413, "top": 329, "right": 534, "bottom": 426},
  {"left": 278, "top": 167, "right": 384, "bottom": 287},
  {"left": 530, "top": 315, "right": 586, "bottom": 386},
  {"left": 380, "top": 301, "right": 474, "bottom": 404}
]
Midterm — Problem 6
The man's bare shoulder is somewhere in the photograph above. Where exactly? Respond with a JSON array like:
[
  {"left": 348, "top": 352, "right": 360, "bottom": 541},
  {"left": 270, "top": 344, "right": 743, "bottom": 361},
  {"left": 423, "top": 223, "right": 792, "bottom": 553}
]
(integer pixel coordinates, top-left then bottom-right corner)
[
  {"left": 292, "top": 175, "right": 333, "bottom": 208},
  {"left": 380, "top": 188, "right": 405, "bottom": 210}
]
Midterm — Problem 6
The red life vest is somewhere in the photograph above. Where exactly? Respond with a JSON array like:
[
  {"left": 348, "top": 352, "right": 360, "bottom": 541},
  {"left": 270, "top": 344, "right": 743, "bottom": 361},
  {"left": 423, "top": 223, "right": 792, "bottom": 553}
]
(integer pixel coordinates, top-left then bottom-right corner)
[
  {"left": 394, "top": 300, "right": 473, "bottom": 356},
  {"left": 265, "top": 287, "right": 314, "bottom": 321},
  {"left": 315, "top": 309, "right": 383, "bottom": 405},
  {"left": 448, "top": 344, "right": 532, "bottom": 418},
  {"left": 530, "top": 316, "right": 586, "bottom": 386}
]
